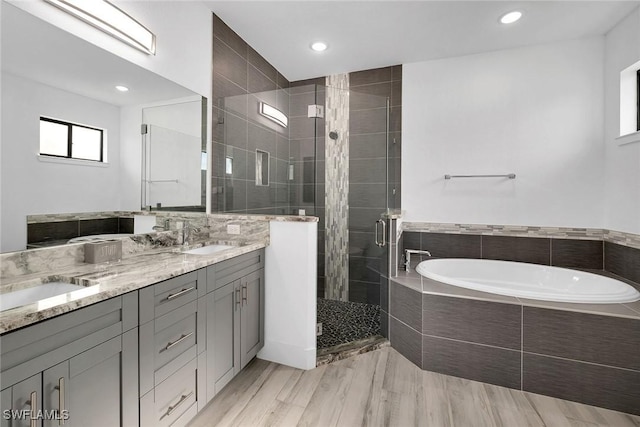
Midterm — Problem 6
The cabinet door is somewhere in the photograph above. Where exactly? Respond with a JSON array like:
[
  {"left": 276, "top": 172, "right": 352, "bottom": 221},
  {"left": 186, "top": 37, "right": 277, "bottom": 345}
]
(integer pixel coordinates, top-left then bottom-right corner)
[
  {"left": 240, "top": 269, "right": 265, "bottom": 369},
  {"left": 1, "top": 374, "right": 41, "bottom": 427},
  {"left": 205, "top": 280, "right": 240, "bottom": 401},
  {"left": 66, "top": 337, "right": 122, "bottom": 427}
]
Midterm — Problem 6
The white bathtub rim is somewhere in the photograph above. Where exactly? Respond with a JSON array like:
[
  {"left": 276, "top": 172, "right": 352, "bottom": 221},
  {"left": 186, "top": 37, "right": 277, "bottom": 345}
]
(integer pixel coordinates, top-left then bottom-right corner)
[{"left": 416, "top": 259, "right": 640, "bottom": 304}]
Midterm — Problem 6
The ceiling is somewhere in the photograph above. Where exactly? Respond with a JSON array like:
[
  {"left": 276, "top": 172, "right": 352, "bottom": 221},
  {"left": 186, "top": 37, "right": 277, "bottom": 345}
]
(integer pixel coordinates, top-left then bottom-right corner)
[{"left": 207, "top": 1, "right": 640, "bottom": 82}]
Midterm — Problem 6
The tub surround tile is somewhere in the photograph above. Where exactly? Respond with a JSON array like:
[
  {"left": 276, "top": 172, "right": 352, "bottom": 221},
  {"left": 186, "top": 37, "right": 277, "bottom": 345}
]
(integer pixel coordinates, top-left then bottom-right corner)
[
  {"left": 551, "top": 238, "right": 603, "bottom": 269},
  {"left": 482, "top": 235, "right": 551, "bottom": 265},
  {"left": 421, "top": 233, "right": 481, "bottom": 259},
  {"left": 389, "top": 316, "right": 422, "bottom": 368},
  {"left": 389, "top": 281, "right": 422, "bottom": 331},
  {"left": 390, "top": 275, "right": 422, "bottom": 293},
  {"left": 403, "top": 222, "right": 604, "bottom": 240},
  {"left": 78, "top": 218, "right": 120, "bottom": 237},
  {"left": 27, "top": 220, "right": 79, "bottom": 244},
  {"left": 523, "top": 307, "right": 640, "bottom": 371},
  {"left": 423, "top": 295, "right": 521, "bottom": 350},
  {"left": 422, "top": 335, "right": 522, "bottom": 390},
  {"left": 523, "top": 353, "right": 640, "bottom": 416},
  {"left": 605, "top": 242, "right": 640, "bottom": 285},
  {"left": 603, "top": 229, "right": 640, "bottom": 251},
  {"left": 516, "top": 297, "right": 640, "bottom": 320},
  {"left": 420, "top": 277, "right": 521, "bottom": 305}
]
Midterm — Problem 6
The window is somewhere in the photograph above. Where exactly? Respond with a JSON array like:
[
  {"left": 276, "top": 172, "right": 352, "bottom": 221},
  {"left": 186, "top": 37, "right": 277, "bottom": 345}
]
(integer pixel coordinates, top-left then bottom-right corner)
[{"left": 39, "top": 117, "right": 104, "bottom": 162}]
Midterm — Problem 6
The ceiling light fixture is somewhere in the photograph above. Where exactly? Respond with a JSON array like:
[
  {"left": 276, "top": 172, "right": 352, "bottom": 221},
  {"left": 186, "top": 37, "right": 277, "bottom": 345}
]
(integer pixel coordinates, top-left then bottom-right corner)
[
  {"left": 310, "top": 41, "right": 328, "bottom": 52},
  {"left": 43, "top": 0, "right": 156, "bottom": 55},
  {"left": 500, "top": 11, "right": 523, "bottom": 24},
  {"left": 115, "top": 85, "right": 129, "bottom": 92}
]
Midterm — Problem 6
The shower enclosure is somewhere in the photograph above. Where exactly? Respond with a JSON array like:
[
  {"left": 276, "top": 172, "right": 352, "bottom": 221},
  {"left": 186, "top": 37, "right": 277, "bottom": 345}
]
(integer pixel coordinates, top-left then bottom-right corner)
[{"left": 211, "top": 81, "right": 395, "bottom": 352}]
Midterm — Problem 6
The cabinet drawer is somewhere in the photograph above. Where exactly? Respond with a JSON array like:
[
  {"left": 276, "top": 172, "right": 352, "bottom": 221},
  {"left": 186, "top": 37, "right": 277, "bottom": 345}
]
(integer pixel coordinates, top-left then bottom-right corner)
[
  {"left": 140, "top": 301, "right": 200, "bottom": 395},
  {"left": 207, "top": 249, "right": 264, "bottom": 292},
  {"left": 140, "top": 270, "right": 204, "bottom": 323},
  {"left": 140, "top": 357, "right": 198, "bottom": 427}
]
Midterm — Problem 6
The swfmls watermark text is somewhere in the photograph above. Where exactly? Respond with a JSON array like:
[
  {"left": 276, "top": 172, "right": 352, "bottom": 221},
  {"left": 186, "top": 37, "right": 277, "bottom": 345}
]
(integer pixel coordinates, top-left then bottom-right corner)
[{"left": 2, "top": 409, "right": 70, "bottom": 421}]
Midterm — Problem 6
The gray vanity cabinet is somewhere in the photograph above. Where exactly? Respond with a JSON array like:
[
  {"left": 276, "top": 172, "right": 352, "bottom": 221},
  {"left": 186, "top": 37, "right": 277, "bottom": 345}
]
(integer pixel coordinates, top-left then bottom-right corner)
[
  {"left": 138, "top": 269, "right": 206, "bottom": 427},
  {"left": 0, "top": 293, "right": 138, "bottom": 427},
  {"left": 205, "top": 250, "right": 265, "bottom": 401}
]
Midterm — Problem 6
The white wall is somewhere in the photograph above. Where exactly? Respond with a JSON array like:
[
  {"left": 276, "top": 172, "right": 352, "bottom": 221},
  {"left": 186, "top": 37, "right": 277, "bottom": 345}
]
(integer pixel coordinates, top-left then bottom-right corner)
[
  {"left": 402, "top": 37, "right": 605, "bottom": 228},
  {"left": 603, "top": 7, "right": 640, "bottom": 235},
  {"left": 0, "top": 73, "right": 122, "bottom": 251}
]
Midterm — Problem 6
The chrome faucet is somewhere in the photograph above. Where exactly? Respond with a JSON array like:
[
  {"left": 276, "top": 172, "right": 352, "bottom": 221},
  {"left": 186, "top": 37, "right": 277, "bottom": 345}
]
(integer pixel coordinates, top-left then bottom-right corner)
[
  {"left": 181, "top": 222, "right": 201, "bottom": 245},
  {"left": 404, "top": 249, "right": 432, "bottom": 272},
  {"left": 152, "top": 218, "right": 171, "bottom": 231}
]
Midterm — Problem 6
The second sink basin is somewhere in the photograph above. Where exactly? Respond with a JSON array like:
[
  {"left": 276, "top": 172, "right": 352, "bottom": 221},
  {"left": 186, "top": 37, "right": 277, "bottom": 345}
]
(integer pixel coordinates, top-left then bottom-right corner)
[
  {"left": 1, "top": 282, "right": 86, "bottom": 312},
  {"left": 182, "top": 244, "right": 234, "bottom": 255}
]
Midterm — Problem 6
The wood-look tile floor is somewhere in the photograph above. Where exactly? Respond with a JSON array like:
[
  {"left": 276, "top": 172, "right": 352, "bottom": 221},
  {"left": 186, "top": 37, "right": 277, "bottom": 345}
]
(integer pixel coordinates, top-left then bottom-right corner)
[{"left": 188, "top": 347, "right": 640, "bottom": 427}]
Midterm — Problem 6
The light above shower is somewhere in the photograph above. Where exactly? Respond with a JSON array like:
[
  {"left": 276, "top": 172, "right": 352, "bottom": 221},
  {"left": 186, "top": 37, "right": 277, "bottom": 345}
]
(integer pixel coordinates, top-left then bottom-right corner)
[
  {"left": 310, "top": 41, "right": 328, "bottom": 52},
  {"left": 259, "top": 102, "right": 288, "bottom": 128}
]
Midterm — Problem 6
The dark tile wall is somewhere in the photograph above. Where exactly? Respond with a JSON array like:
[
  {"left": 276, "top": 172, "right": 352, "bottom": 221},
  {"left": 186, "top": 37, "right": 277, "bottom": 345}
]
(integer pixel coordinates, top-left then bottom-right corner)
[
  {"left": 211, "top": 14, "right": 296, "bottom": 215},
  {"left": 605, "top": 241, "right": 640, "bottom": 284},
  {"left": 349, "top": 66, "right": 401, "bottom": 305}
]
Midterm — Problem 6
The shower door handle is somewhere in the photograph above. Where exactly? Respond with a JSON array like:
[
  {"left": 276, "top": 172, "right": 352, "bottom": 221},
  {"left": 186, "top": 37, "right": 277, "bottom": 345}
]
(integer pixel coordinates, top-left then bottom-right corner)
[{"left": 375, "top": 219, "right": 386, "bottom": 247}]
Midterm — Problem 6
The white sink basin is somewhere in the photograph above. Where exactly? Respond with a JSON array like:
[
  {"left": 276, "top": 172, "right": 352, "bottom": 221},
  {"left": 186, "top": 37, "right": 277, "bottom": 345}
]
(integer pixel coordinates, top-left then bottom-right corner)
[
  {"left": 183, "top": 244, "right": 234, "bottom": 255},
  {"left": 1, "top": 282, "right": 85, "bottom": 311}
]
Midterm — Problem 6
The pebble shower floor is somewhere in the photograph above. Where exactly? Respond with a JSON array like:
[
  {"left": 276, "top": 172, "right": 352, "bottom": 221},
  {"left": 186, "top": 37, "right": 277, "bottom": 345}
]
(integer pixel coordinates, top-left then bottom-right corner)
[{"left": 316, "top": 298, "right": 381, "bottom": 349}]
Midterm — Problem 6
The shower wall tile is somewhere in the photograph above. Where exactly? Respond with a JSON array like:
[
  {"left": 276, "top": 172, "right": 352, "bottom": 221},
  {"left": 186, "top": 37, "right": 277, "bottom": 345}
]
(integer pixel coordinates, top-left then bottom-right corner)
[
  {"left": 523, "top": 306, "right": 640, "bottom": 371},
  {"left": 350, "top": 67, "right": 393, "bottom": 86},
  {"left": 523, "top": 353, "right": 640, "bottom": 416},
  {"left": 247, "top": 46, "right": 277, "bottom": 83},
  {"left": 605, "top": 241, "right": 640, "bottom": 284},
  {"left": 213, "top": 38, "right": 247, "bottom": 90},
  {"left": 213, "top": 15, "right": 247, "bottom": 58},
  {"left": 248, "top": 123, "right": 277, "bottom": 154},
  {"left": 276, "top": 134, "right": 289, "bottom": 160},
  {"left": 349, "top": 184, "right": 388, "bottom": 208},
  {"left": 482, "top": 235, "right": 551, "bottom": 265},
  {"left": 248, "top": 64, "right": 277, "bottom": 94},
  {"left": 223, "top": 179, "right": 247, "bottom": 211},
  {"left": 349, "top": 158, "right": 387, "bottom": 184},
  {"left": 380, "top": 309, "right": 389, "bottom": 338},
  {"left": 391, "top": 80, "right": 402, "bottom": 107},
  {"left": 289, "top": 116, "right": 316, "bottom": 140},
  {"left": 423, "top": 335, "right": 522, "bottom": 390},
  {"left": 422, "top": 295, "right": 521, "bottom": 350},
  {"left": 390, "top": 316, "right": 422, "bottom": 368},
  {"left": 551, "top": 238, "right": 603, "bottom": 269},
  {"left": 421, "top": 233, "right": 481, "bottom": 259},
  {"left": 349, "top": 280, "right": 380, "bottom": 305},
  {"left": 277, "top": 72, "right": 289, "bottom": 89},
  {"left": 223, "top": 112, "right": 248, "bottom": 150},
  {"left": 349, "top": 208, "right": 386, "bottom": 232},
  {"left": 389, "top": 106, "right": 402, "bottom": 133},
  {"left": 350, "top": 108, "right": 387, "bottom": 134},
  {"left": 350, "top": 133, "right": 388, "bottom": 159}
]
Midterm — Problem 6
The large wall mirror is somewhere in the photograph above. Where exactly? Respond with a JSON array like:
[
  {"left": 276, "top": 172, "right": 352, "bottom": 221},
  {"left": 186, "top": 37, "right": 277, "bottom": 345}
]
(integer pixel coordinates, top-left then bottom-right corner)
[{"left": 0, "top": 2, "right": 207, "bottom": 252}]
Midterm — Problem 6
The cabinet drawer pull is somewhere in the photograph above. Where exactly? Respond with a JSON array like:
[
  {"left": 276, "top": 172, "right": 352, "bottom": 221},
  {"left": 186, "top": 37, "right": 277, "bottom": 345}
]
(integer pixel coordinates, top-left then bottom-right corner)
[
  {"left": 242, "top": 284, "right": 248, "bottom": 305},
  {"left": 54, "top": 377, "right": 65, "bottom": 425},
  {"left": 235, "top": 288, "right": 240, "bottom": 311},
  {"left": 161, "top": 391, "right": 194, "bottom": 420},
  {"left": 164, "top": 332, "right": 194, "bottom": 351},
  {"left": 166, "top": 286, "right": 195, "bottom": 301},
  {"left": 26, "top": 390, "right": 37, "bottom": 427}
]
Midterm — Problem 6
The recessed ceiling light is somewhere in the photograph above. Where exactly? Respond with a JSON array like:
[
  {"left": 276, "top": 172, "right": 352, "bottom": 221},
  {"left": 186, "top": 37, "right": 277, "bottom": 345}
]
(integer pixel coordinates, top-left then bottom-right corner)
[
  {"left": 115, "top": 85, "right": 129, "bottom": 92},
  {"left": 500, "top": 11, "right": 522, "bottom": 24},
  {"left": 310, "top": 41, "right": 328, "bottom": 52}
]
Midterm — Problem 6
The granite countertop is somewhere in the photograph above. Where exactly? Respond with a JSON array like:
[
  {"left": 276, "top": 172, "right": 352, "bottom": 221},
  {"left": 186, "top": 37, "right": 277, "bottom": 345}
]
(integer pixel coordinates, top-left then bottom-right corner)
[{"left": 0, "top": 240, "right": 267, "bottom": 334}]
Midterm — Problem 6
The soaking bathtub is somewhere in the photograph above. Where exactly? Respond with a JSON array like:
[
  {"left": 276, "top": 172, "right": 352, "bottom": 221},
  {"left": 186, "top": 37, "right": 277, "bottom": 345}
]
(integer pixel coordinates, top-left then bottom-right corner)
[{"left": 416, "top": 258, "right": 640, "bottom": 304}]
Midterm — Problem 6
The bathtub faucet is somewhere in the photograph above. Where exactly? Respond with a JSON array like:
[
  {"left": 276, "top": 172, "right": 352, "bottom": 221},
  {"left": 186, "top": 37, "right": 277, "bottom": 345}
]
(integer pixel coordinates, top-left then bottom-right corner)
[{"left": 404, "top": 249, "right": 432, "bottom": 272}]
